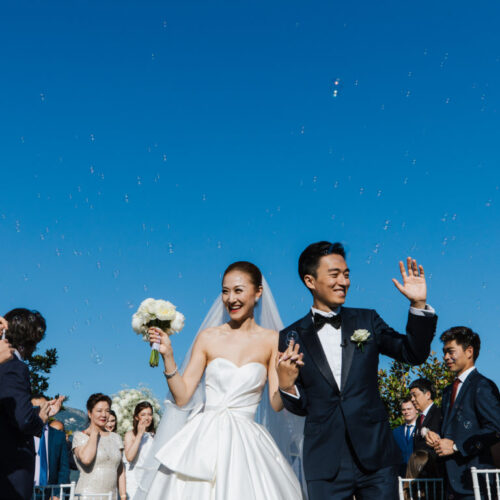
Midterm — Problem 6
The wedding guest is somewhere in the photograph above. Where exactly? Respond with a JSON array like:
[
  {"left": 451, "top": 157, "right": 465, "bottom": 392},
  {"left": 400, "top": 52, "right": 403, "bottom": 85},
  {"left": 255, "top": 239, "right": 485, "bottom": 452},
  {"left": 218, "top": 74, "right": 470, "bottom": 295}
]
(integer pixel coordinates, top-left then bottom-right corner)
[
  {"left": 0, "top": 316, "right": 14, "bottom": 365},
  {"left": 0, "top": 308, "right": 64, "bottom": 500},
  {"left": 393, "top": 396, "right": 418, "bottom": 475},
  {"left": 410, "top": 379, "right": 442, "bottom": 453},
  {"left": 425, "top": 327, "right": 500, "bottom": 499},
  {"left": 106, "top": 409, "right": 118, "bottom": 432},
  {"left": 123, "top": 401, "right": 155, "bottom": 498},
  {"left": 72, "top": 393, "right": 126, "bottom": 499},
  {"left": 31, "top": 395, "right": 70, "bottom": 487}
]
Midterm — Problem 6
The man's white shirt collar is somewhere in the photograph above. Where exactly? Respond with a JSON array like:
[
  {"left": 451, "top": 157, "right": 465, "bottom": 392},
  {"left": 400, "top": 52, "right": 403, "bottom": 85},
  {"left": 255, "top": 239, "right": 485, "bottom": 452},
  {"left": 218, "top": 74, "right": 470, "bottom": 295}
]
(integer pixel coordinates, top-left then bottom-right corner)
[
  {"left": 311, "top": 306, "right": 340, "bottom": 318},
  {"left": 421, "top": 401, "right": 434, "bottom": 417},
  {"left": 458, "top": 366, "right": 476, "bottom": 383}
]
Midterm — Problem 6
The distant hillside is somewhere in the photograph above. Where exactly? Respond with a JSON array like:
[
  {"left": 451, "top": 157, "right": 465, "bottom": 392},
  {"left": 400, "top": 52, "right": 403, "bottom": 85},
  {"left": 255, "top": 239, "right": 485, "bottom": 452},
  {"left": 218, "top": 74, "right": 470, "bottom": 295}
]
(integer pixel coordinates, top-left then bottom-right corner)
[{"left": 56, "top": 406, "right": 87, "bottom": 432}]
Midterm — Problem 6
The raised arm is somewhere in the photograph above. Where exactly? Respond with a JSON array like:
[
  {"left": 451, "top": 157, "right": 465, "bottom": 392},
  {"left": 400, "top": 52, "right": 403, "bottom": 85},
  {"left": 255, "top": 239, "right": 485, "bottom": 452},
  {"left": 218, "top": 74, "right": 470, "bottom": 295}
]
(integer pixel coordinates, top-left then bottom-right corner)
[
  {"left": 73, "top": 429, "right": 99, "bottom": 466},
  {"left": 149, "top": 327, "right": 208, "bottom": 407}
]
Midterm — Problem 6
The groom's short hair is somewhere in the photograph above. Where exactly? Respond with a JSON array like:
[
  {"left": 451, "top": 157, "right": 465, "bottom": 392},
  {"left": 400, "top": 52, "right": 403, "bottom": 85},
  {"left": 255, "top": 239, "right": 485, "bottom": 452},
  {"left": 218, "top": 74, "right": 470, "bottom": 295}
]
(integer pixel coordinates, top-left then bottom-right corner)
[{"left": 298, "top": 241, "right": 346, "bottom": 284}]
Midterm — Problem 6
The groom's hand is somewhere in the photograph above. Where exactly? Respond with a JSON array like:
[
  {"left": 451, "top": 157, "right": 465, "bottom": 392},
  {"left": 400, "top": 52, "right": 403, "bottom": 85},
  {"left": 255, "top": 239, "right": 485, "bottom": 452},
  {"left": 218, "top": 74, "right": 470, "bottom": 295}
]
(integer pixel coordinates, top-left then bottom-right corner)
[
  {"left": 276, "top": 341, "right": 304, "bottom": 395},
  {"left": 392, "top": 257, "right": 427, "bottom": 309}
]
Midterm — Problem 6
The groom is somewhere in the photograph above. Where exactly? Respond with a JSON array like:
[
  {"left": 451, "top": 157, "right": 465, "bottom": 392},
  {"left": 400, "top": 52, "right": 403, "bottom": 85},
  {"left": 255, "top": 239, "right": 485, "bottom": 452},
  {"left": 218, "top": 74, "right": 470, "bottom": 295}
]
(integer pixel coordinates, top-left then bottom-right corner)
[{"left": 277, "top": 241, "right": 437, "bottom": 499}]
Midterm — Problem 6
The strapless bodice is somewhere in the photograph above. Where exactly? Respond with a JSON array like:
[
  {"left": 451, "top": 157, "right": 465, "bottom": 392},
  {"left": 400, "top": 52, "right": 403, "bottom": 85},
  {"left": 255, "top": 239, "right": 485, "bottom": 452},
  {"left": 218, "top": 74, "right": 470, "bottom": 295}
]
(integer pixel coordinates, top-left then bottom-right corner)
[{"left": 204, "top": 357, "right": 267, "bottom": 419}]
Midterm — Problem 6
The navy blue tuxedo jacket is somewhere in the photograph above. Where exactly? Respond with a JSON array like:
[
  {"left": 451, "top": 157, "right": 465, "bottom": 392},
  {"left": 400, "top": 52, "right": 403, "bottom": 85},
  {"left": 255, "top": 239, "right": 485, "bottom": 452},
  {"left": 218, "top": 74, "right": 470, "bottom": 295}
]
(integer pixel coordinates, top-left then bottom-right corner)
[
  {"left": 393, "top": 424, "right": 415, "bottom": 468},
  {"left": 47, "top": 427, "right": 70, "bottom": 485},
  {"left": 279, "top": 307, "right": 437, "bottom": 481},
  {"left": 440, "top": 369, "right": 500, "bottom": 496},
  {"left": 0, "top": 357, "right": 44, "bottom": 500}
]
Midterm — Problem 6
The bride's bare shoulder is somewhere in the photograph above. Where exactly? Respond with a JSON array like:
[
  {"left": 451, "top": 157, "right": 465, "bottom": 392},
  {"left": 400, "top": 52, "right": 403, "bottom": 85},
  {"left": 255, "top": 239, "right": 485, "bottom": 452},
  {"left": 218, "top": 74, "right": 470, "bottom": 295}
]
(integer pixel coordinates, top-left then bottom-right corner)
[
  {"left": 258, "top": 328, "right": 279, "bottom": 343},
  {"left": 196, "top": 325, "right": 228, "bottom": 341}
]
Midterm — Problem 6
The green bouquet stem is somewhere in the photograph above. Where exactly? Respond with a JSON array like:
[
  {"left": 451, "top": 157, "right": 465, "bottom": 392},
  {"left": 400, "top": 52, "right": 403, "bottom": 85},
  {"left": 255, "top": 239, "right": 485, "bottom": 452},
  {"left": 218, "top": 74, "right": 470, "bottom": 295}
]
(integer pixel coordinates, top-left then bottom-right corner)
[{"left": 147, "top": 319, "right": 171, "bottom": 368}]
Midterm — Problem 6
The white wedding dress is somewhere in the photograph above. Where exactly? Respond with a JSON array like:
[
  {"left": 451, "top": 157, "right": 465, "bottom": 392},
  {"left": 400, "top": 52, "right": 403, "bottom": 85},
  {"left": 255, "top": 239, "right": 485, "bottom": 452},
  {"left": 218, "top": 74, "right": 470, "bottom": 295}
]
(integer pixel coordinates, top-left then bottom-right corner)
[{"left": 144, "top": 357, "right": 303, "bottom": 499}]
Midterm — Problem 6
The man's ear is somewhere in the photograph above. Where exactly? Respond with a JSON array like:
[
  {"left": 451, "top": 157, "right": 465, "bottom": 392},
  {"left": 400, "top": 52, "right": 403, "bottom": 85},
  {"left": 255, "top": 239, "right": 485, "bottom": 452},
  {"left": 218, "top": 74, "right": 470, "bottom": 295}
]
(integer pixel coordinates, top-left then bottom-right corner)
[
  {"left": 303, "top": 274, "right": 315, "bottom": 292},
  {"left": 465, "top": 345, "right": 474, "bottom": 361}
]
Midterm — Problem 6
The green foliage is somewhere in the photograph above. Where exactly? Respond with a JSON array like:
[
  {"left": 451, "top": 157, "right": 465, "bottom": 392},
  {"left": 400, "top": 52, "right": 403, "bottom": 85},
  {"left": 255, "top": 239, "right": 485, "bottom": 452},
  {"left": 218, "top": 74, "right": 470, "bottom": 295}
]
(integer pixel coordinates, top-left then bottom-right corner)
[
  {"left": 27, "top": 348, "right": 58, "bottom": 396},
  {"left": 378, "top": 352, "right": 455, "bottom": 428}
]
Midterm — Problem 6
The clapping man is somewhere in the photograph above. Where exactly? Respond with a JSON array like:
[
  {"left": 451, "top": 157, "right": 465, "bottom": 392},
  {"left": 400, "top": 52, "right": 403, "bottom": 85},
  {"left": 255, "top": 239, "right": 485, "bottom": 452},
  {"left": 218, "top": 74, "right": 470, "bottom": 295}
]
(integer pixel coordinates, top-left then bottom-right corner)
[
  {"left": 31, "top": 395, "right": 70, "bottom": 490},
  {"left": 393, "top": 396, "right": 418, "bottom": 476},
  {"left": 425, "top": 327, "right": 500, "bottom": 499},
  {"left": 0, "top": 309, "right": 64, "bottom": 500}
]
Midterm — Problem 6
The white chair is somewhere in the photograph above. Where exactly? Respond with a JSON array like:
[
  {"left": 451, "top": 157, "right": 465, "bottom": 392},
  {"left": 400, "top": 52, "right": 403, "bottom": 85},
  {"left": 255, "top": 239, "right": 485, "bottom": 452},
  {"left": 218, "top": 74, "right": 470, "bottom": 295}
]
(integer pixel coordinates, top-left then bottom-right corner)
[
  {"left": 32, "top": 482, "right": 76, "bottom": 500},
  {"left": 398, "top": 476, "right": 444, "bottom": 499},
  {"left": 471, "top": 467, "right": 500, "bottom": 500}
]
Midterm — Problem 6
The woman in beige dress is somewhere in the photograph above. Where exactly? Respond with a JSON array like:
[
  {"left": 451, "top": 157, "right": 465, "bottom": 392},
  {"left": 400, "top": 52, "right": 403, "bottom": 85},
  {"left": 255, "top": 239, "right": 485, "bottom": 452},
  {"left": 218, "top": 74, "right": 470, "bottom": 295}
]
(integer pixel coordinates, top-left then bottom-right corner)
[{"left": 73, "top": 393, "right": 126, "bottom": 500}]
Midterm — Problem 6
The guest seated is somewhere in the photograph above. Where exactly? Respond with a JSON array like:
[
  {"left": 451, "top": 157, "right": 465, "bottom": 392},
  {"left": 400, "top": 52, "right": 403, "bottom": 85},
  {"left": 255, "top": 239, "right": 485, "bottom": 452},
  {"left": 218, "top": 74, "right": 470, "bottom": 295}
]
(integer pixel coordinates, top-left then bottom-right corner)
[
  {"left": 72, "top": 393, "right": 126, "bottom": 499},
  {"left": 425, "top": 327, "right": 500, "bottom": 499},
  {"left": 0, "top": 308, "right": 64, "bottom": 500},
  {"left": 393, "top": 396, "right": 418, "bottom": 476},
  {"left": 123, "top": 402, "right": 155, "bottom": 498},
  {"left": 31, "top": 395, "right": 70, "bottom": 488}
]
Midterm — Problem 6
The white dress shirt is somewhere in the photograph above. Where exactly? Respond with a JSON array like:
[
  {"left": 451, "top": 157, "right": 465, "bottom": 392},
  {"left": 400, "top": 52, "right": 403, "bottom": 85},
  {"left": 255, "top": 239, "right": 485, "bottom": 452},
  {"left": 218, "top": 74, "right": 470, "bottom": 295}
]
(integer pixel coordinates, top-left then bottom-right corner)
[{"left": 34, "top": 424, "right": 50, "bottom": 486}]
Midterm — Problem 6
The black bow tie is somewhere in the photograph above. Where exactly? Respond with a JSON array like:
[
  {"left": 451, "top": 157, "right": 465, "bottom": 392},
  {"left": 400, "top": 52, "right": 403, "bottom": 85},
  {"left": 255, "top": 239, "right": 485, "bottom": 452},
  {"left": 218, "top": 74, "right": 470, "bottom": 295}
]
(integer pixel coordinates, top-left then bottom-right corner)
[{"left": 313, "top": 313, "right": 341, "bottom": 330}]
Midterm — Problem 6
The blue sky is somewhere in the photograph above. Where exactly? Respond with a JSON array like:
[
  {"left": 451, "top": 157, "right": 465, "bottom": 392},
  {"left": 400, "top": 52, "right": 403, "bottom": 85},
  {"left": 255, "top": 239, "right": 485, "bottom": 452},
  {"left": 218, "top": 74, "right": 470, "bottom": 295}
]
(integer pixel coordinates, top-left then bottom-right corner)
[{"left": 1, "top": 0, "right": 499, "bottom": 412}]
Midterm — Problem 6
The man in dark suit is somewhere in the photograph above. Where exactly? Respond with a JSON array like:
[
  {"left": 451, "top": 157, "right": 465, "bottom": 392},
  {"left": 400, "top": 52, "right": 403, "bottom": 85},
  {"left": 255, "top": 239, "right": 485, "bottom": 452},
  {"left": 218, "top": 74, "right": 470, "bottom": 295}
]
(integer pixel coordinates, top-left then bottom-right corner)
[
  {"left": 31, "top": 396, "right": 70, "bottom": 488},
  {"left": 277, "top": 242, "right": 437, "bottom": 499},
  {"left": 410, "top": 378, "right": 442, "bottom": 452},
  {"left": 0, "top": 309, "right": 64, "bottom": 500},
  {"left": 426, "top": 327, "right": 500, "bottom": 499},
  {"left": 393, "top": 396, "right": 418, "bottom": 476}
]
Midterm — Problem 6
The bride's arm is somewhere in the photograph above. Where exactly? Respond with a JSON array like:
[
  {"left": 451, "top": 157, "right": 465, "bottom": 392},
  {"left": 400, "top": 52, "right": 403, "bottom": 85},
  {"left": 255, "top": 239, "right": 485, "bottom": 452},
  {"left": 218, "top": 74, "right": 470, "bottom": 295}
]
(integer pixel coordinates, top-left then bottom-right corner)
[
  {"left": 149, "top": 327, "right": 207, "bottom": 407},
  {"left": 268, "top": 331, "right": 287, "bottom": 412}
]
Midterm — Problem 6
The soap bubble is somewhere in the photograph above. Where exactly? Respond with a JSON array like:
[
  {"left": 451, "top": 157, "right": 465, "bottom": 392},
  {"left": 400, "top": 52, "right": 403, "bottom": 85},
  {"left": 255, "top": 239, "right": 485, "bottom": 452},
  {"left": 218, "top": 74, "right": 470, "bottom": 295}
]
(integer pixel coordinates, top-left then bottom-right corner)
[
  {"left": 90, "top": 347, "right": 103, "bottom": 365},
  {"left": 331, "top": 78, "right": 342, "bottom": 98}
]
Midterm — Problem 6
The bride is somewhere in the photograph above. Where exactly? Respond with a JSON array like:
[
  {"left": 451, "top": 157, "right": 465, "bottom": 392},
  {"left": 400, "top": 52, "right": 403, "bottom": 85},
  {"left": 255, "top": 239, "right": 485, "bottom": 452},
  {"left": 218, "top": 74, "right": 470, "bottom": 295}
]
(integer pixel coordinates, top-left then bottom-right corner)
[{"left": 135, "top": 261, "right": 304, "bottom": 499}]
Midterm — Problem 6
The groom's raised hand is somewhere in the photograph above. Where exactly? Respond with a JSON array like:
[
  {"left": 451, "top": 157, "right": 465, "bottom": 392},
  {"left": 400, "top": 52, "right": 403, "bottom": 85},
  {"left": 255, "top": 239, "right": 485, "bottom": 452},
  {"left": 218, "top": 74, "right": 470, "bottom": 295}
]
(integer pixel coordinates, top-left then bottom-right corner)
[
  {"left": 276, "top": 341, "right": 304, "bottom": 396},
  {"left": 392, "top": 257, "right": 427, "bottom": 309}
]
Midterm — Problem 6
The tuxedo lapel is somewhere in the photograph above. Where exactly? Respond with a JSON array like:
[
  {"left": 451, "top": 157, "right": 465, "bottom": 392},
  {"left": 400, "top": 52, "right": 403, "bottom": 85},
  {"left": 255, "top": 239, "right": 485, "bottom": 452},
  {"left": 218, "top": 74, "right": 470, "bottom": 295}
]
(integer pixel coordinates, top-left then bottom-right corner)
[
  {"left": 299, "top": 314, "right": 339, "bottom": 392},
  {"left": 441, "top": 386, "right": 452, "bottom": 430},
  {"left": 340, "top": 308, "right": 355, "bottom": 391},
  {"left": 445, "top": 370, "right": 476, "bottom": 427}
]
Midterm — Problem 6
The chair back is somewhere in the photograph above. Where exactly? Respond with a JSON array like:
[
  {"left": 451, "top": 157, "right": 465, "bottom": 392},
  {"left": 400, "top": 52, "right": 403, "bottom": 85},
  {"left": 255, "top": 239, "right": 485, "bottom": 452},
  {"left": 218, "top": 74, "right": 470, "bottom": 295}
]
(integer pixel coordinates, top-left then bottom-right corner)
[
  {"left": 471, "top": 467, "right": 500, "bottom": 500},
  {"left": 32, "top": 482, "right": 76, "bottom": 500},
  {"left": 398, "top": 476, "right": 444, "bottom": 499}
]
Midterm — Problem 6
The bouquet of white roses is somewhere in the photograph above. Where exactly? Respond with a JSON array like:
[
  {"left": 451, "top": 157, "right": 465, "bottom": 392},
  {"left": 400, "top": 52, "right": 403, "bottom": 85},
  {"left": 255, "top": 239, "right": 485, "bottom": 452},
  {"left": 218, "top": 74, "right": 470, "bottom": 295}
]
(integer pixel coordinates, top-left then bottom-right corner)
[
  {"left": 132, "top": 298, "right": 185, "bottom": 367},
  {"left": 111, "top": 386, "right": 162, "bottom": 437}
]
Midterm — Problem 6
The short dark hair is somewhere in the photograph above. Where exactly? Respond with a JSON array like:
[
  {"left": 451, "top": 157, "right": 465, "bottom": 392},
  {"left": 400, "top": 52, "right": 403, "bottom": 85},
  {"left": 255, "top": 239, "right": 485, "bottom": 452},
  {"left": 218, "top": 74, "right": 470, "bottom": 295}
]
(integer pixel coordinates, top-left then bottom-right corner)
[
  {"left": 298, "top": 241, "right": 346, "bottom": 284},
  {"left": 400, "top": 395, "right": 413, "bottom": 406},
  {"left": 132, "top": 401, "right": 156, "bottom": 436},
  {"left": 223, "top": 261, "right": 263, "bottom": 289},
  {"left": 4, "top": 308, "right": 46, "bottom": 358},
  {"left": 86, "top": 393, "right": 112, "bottom": 413},
  {"left": 409, "top": 378, "right": 435, "bottom": 400},
  {"left": 440, "top": 326, "right": 481, "bottom": 361}
]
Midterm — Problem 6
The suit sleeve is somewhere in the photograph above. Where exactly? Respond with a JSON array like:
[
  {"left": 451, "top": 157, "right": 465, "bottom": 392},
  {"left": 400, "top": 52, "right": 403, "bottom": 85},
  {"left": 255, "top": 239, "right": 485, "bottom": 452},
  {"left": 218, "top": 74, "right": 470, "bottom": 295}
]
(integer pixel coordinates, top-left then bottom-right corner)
[
  {"left": 455, "top": 378, "right": 500, "bottom": 457},
  {"left": 0, "top": 361, "right": 44, "bottom": 436},
  {"left": 57, "top": 432, "right": 70, "bottom": 484},
  {"left": 278, "top": 330, "right": 308, "bottom": 416},
  {"left": 373, "top": 310, "right": 437, "bottom": 365}
]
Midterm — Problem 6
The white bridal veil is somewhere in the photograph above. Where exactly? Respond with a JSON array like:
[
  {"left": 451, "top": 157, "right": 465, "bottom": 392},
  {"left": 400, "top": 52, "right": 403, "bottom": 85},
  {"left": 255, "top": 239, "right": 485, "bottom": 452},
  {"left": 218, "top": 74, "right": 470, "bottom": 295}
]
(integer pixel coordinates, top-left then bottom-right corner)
[{"left": 134, "top": 277, "right": 306, "bottom": 498}]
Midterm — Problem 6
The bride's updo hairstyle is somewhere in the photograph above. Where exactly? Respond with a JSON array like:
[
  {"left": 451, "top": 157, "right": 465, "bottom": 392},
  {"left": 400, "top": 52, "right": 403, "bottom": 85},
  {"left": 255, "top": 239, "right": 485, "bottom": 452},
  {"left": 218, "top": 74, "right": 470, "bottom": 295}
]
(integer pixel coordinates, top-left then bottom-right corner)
[{"left": 223, "top": 261, "right": 263, "bottom": 290}]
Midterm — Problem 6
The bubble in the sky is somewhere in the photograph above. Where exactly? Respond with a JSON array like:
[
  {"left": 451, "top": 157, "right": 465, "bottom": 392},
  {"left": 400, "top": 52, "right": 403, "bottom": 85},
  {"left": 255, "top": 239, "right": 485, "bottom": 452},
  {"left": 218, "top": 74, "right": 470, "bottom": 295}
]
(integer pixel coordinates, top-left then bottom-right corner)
[
  {"left": 377, "top": 190, "right": 382, "bottom": 197},
  {"left": 124, "top": 194, "right": 129, "bottom": 203},
  {"left": 442, "top": 237, "right": 448, "bottom": 246},
  {"left": 485, "top": 199, "right": 492, "bottom": 207},
  {"left": 373, "top": 243, "right": 380, "bottom": 254},
  {"left": 408, "top": 72, "right": 413, "bottom": 77},
  {"left": 40, "top": 93, "right": 45, "bottom": 102},
  {"left": 151, "top": 53, "right": 155, "bottom": 60},
  {"left": 168, "top": 242, "right": 174, "bottom": 254},
  {"left": 300, "top": 126, "right": 305, "bottom": 135},
  {"left": 90, "top": 165, "right": 95, "bottom": 174},
  {"left": 143, "top": 284, "right": 148, "bottom": 292},
  {"left": 405, "top": 90, "right": 411, "bottom": 98},
  {"left": 202, "top": 194, "right": 207, "bottom": 201},
  {"left": 366, "top": 255, "right": 372, "bottom": 264},
  {"left": 451, "top": 214, "right": 457, "bottom": 221},
  {"left": 334, "top": 181, "right": 339, "bottom": 188},
  {"left": 96, "top": 261, "right": 101, "bottom": 270},
  {"left": 383, "top": 220, "right": 390, "bottom": 231},
  {"left": 178, "top": 272, "right": 183, "bottom": 279},
  {"left": 217, "top": 241, "right": 222, "bottom": 249},
  {"left": 163, "top": 154, "right": 167, "bottom": 162},
  {"left": 137, "top": 176, "right": 142, "bottom": 185},
  {"left": 113, "top": 270, "right": 120, "bottom": 279},
  {"left": 73, "top": 381, "right": 81, "bottom": 390},
  {"left": 354, "top": 80, "right": 359, "bottom": 86},
  {"left": 313, "top": 176, "right": 317, "bottom": 183},
  {"left": 445, "top": 98, "right": 450, "bottom": 104},
  {"left": 63, "top": 286, "right": 69, "bottom": 293},
  {"left": 90, "top": 134, "right": 95, "bottom": 142},
  {"left": 15, "top": 220, "right": 21, "bottom": 232},
  {"left": 380, "top": 104, "right": 385, "bottom": 110},
  {"left": 423, "top": 48, "right": 428, "bottom": 56},
  {"left": 403, "top": 177, "right": 408, "bottom": 184},
  {"left": 441, "top": 213, "right": 448, "bottom": 222},
  {"left": 55, "top": 248, "right": 62, "bottom": 257},
  {"left": 440, "top": 52, "right": 449, "bottom": 68},
  {"left": 411, "top": 159, "right": 416, "bottom": 165},
  {"left": 90, "top": 347, "right": 103, "bottom": 365},
  {"left": 481, "top": 282, "right": 487, "bottom": 289},
  {"left": 163, "top": 20, "right": 167, "bottom": 29},
  {"left": 331, "top": 78, "right": 342, "bottom": 98},
  {"left": 40, "top": 234, "right": 45, "bottom": 240}
]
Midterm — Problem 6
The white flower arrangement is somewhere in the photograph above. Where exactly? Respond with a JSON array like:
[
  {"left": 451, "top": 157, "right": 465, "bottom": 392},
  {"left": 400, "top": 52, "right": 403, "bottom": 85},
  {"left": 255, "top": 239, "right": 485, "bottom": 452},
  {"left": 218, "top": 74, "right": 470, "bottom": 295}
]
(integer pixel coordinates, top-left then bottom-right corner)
[
  {"left": 111, "top": 386, "right": 162, "bottom": 438},
  {"left": 132, "top": 298, "right": 185, "bottom": 367}
]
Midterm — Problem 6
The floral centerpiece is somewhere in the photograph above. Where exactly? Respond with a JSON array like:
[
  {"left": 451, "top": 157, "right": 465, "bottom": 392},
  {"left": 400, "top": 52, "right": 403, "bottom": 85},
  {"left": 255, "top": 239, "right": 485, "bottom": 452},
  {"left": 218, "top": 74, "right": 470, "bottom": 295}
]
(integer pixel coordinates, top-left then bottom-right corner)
[
  {"left": 132, "top": 298, "right": 185, "bottom": 367},
  {"left": 111, "top": 386, "right": 162, "bottom": 437}
]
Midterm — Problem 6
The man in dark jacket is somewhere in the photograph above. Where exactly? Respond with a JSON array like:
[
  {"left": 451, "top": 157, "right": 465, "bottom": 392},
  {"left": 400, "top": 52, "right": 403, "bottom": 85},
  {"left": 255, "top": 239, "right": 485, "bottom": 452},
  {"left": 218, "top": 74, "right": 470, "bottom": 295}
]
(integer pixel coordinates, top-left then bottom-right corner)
[
  {"left": 426, "top": 327, "right": 500, "bottom": 499},
  {"left": 0, "top": 309, "right": 64, "bottom": 500}
]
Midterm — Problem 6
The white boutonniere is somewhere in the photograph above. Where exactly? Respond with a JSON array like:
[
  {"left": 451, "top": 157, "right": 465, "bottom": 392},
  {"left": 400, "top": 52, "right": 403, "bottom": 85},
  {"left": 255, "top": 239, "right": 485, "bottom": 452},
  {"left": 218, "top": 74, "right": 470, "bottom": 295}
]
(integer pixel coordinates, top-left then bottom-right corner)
[{"left": 351, "top": 329, "right": 371, "bottom": 351}]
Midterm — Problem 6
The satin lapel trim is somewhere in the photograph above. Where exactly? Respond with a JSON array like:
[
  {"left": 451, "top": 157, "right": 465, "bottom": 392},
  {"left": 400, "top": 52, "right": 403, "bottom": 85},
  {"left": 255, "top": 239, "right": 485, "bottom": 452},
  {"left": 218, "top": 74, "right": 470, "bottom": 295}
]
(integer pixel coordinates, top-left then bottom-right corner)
[
  {"left": 340, "top": 308, "right": 355, "bottom": 391},
  {"left": 299, "top": 314, "right": 339, "bottom": 391}
]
